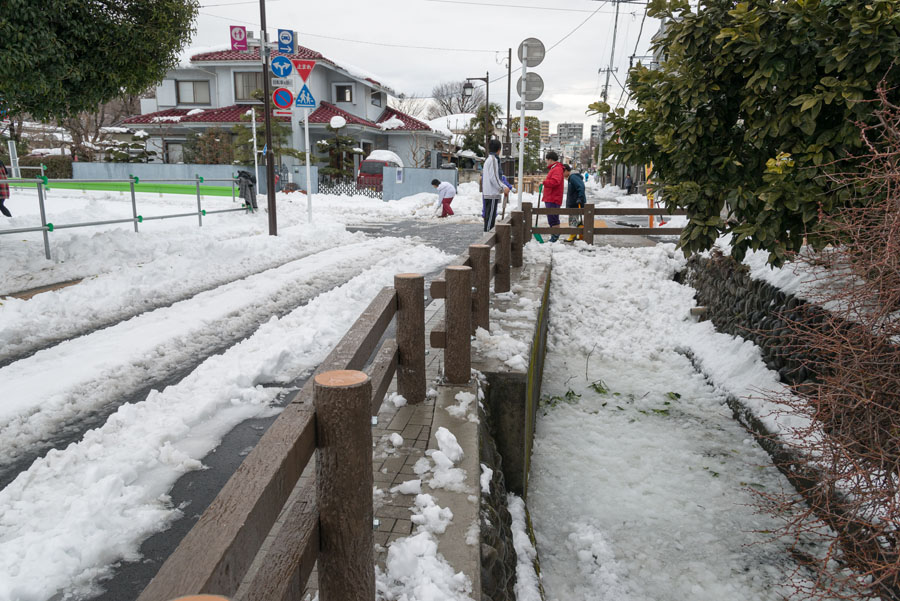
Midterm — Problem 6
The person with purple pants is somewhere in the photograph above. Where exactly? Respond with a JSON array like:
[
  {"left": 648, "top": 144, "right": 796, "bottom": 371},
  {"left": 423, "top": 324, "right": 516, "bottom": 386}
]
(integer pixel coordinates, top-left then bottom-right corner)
[{"left": 541, "top": 151, "right": 564, "bottom": 242}]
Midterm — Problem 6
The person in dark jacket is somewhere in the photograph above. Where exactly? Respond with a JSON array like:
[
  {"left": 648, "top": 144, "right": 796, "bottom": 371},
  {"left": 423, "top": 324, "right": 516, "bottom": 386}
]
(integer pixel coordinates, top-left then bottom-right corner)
[
  {"left": 541, "top": 151, "right": 564, "bottom": 242},
  {"left": 624, "top": 173, "right": 634, "bottom": 195},
  {"left": 563, "top": 164, "right": 586, "bottom": 241},
  {"left": 0, "top": 158, "right": 10, "bottom": 218},
  {"left": 236, "top": 170, "right": 258, "bottom": 210}
]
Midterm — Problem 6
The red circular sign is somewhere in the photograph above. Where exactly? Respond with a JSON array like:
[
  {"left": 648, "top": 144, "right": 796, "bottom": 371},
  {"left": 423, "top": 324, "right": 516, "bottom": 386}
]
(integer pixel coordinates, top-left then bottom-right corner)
[{"left": 272, "top": 88, "right": 293, "bottom": 109}]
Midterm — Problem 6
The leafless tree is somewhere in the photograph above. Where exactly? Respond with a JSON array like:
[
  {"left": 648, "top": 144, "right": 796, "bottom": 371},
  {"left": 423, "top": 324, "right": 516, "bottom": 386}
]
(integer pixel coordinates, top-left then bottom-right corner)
[
  {"left": 389, "top": 94, "right": 429, "bottom": 120},
  {"left": 427, "top": 81, "right": 485, "bottom": 120},
  {"left": 406, "top": 134, "right": 432, "bottom": 168},
  {"left": 58, "top": 94, "right": 141, "bottom": 160}
]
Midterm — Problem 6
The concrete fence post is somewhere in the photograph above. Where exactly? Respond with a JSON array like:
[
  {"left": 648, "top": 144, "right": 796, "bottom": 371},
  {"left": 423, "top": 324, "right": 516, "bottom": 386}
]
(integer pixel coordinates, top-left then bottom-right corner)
[
  {"left": 510, "top": 210, "right": 524, "bottom": 268},
  {"left": 469, "top": 244, "right": 491, "bottom": 333},
  {"left": 495, "top": 224, "right": 511, "bottom": 294},
  {"left": 394, "top": 273, "right": 425, "bottom": 404},
  {"left": 584, "top": 203, "right": 595, "bottom": 245},
  {"left": 36, "top": 182, "right": 51, "bottom": 260},
  {"left": 129, "top": 177, "right": 140, "bottom": 233},
  {"left": 444, "top": 266, "right": 472, "bottom": 385},
  {"left": 314, "top": 370, "right": 375, "bottom": 601},
  {"left": 523, "top": 202, "right": 533, "bottom": 243},
  {"left": 195, "top": 174, "right": 203, "bottom": 227}
]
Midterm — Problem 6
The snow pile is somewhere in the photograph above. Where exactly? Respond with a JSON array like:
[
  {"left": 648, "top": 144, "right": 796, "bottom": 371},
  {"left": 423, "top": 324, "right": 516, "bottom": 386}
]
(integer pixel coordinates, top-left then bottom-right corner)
[
  {"left": 329, "top": 115, "right": 347, "bottom": 129},
  {"left": 479, "top": 464, "right": 493, "bottom": 494},
  {"left": 388, "top": 393, "right": 408, "bottom": 408},
  {"left": 527, "top": 239, "right": 828, "bottom": 600},
  {"left": 445, "top": 391, "right": 477, "bottom": 422},
  {"left": 379, "top": 116, "right": 405, "bottom": 131},
  {"left": 507, "top": 494, "right": 544, "bottom": 601},
  {"left": 365, "top": 149, "right": 404, "bottom": 167},
  {"left": 99, "top": 126, "right": 131, "bottom": 134},
  {"left": 133, "top": 130, "right": 149, "bottom": 139},
  {"left": 389, "top": 433, "right": 403, "bottom": 447},
  {"left": 434, "top": 427, "right": 463, "bottom": 463},
  {"left": 390, "top": 479, "right": 422, "bottom": 496},
  {"left": 376, "top": 531, "right": 474, "bottom": 601},
  {"left": 410, "top": 493, "right": 453, "bottom": 534},
  {"left": 472, "top": 326, "right": 528, "bottom": 371},
  {"left": 186, "top": 108, "right": 205, "bottom": 116}
]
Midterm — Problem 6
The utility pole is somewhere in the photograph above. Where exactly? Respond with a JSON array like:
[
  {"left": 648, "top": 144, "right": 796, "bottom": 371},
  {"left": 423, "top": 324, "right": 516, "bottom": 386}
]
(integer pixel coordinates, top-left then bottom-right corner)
[
  {"left": 259, "top": 0, "right": 277, "bottom": 235},
  {"left": 597, "top": 0, "right": 621, "bottom": 186},
  {"left": 506, "top": 48, "right": 512, "bottom": 176}
]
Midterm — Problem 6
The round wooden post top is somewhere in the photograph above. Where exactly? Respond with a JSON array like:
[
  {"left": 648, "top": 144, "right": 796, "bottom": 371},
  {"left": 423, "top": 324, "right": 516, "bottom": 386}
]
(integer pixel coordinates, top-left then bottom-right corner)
[
  {"left": 469, "top": 244, "right": 490, "bottom": 249},
  {"left": 446, "top": 265, "right": 472, "bottom": 272},
  {"left": 395, "top": 272, "right": 423, "bottom": 279},
  {"left": 169, "top": 596, "right": 231, "bottom": 601},
  {"left": 314, "top": 370, "right": 369, "bottom": 388}
]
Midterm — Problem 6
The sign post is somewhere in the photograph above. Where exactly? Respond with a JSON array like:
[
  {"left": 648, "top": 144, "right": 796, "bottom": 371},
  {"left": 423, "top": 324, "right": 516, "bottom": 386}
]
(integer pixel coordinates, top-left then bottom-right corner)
[
  {"left": 516, "top": 44, "right": 528, "bottom": 212},
  {"left": 257, "top": 2, "right": 277, "bottom": 235},
  {"left": 293, "top": 61, "right": 317, "bottom": 224},
  {"left": 515, "top": 37, "right": 545, "bottom": 212},
  {"left": 277, "top": 29, "right": 295, "bottom": 54},
  {"left": 230, "top": 26, "right": 247, "bottom": 51}
]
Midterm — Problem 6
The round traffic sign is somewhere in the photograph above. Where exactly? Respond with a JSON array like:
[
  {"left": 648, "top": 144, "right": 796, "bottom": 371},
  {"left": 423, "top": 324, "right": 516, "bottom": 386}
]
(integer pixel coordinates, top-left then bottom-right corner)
[
  {"left": 517, "top": 38, "right": 545, "bottom": 68},
  {"left": 523, "top": 126, "right": 529, "bottom": 138},
  {"left": 270, "top": 56, "right": 293, "bottom": 78},
  {"left": 231, "top": 27, "right": 245, "bottom": 43},
  {"left": 273, "top": 87, "right": 294, "bottom": 109},
  {"left": 516, "top": 73, "right": 544, "bottom": 101}
]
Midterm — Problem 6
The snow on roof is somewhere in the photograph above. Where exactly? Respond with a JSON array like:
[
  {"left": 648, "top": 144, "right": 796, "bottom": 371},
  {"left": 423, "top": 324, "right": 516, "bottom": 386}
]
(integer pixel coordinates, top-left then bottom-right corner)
[
  {"left": 379, "top": 116, "right": 405, "bottom": 131},
  {"left": 186, "top": 108, "right": 205, "bottom": 116},
  {"left": 457, "top": 149, "right": 479, "bottom": 159},
  {"left": 426, "top": 114, "right": 477, "bottom": 135},
  {"left": 99, "top": 126, "right": 132, "bottom": 134},
  {"left": 28, "top": 147, "right": 70, "bottom": 156},
  {"left": 134, "top": 130, "right": 149, "bottom": 139},
  {"left": 364, "top": 150, "right": 404, "bottom": 167},
  {"left": 151, "top": 115, "right": 183, "bottom": 123}
]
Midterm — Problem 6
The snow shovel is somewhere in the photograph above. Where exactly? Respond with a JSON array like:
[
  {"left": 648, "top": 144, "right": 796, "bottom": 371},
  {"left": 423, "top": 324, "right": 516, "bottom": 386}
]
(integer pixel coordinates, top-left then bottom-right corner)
[{"left": 533, "top": 184, "right": 545, "bottom": 243}]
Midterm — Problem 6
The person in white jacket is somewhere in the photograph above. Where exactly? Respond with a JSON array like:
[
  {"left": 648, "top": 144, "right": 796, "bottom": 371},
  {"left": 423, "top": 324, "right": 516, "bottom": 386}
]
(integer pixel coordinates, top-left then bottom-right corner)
[
  {"left": 482, "top": 139, "right": 510, "bottom": 232},
  {"left": 431, "top": 179, "right": 456, "bottom": 217}
]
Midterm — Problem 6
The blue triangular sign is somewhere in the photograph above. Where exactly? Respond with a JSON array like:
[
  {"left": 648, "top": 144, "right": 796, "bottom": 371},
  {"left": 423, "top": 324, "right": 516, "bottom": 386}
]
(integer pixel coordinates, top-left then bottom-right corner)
[{"left": 295, "top": 84, "right": 316, "bottom": 109}]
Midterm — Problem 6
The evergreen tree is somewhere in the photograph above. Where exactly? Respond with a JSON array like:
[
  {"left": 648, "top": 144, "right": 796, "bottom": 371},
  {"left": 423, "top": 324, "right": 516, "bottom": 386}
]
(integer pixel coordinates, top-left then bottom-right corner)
[
  {"left": 316, "top": 124, "right": 362, "bottom": 180},
  {"left": 462, "top": 102, "right": 504, "bottom": 158},
  {"left": 510, "top": 116, "right": 542, "bottom": 173},
  {"left": 232, "top": 104, "right": 305, "bottom": 166},
  {"left": 184, "top": 127, "right": 234, "bottom": 164}
]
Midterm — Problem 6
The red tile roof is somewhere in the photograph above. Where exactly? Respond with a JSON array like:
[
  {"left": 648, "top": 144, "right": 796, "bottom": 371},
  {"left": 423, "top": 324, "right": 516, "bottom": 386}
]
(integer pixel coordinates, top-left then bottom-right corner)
[
  {"left": 308, "top": 102, "right": 378, "bottom": 128},
  {"left": 191, "top": 46, "right": 323, "bottom": 62},
  {"left": 122, "top": 105, "right": 290, "bottom": 125},
  {"left": 376, "top": 107, "right": 433, "bottom": 132}
]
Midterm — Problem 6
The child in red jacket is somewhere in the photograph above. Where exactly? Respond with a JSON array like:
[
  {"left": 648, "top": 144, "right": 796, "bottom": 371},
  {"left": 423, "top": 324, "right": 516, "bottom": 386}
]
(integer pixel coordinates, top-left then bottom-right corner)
[{"left": 541, "top": 151, "right": 564, "bottom": 242}]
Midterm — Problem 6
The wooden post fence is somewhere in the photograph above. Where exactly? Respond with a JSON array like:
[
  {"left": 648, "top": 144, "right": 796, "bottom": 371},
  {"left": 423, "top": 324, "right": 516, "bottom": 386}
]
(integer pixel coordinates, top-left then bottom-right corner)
[
  {"left": 495, "top": 223, "right": 511, "bottom": 294},
  {"left": 469, "top": 244, "right": 491, "bottom": 333},
  {"left": 394, "top": 273, "right": 425, "bottom": 404},
  {"left": 314, "top": 370, "right": 375, "bottom": 601},
  {"left": 510, "top": 210, "right": 523, "bottom": 268},
  {"left": 444, "top": 265, "right": 472, "bottom": 384}
]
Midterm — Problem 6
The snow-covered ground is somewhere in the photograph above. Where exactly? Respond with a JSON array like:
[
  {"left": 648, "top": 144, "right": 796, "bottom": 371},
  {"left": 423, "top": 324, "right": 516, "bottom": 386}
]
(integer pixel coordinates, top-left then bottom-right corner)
[
  {"left": 526, "top": 240, "right": 827, "bottom": 601},
  {"left": 0, "top": 187, "right": 457, "bottom": 601}
]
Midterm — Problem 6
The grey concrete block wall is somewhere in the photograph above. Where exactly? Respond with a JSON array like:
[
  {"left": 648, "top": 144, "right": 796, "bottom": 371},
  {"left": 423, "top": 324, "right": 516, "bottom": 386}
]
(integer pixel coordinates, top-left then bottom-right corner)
[{"left": 382, "top": 167, "right": 458, "bottom": 201}]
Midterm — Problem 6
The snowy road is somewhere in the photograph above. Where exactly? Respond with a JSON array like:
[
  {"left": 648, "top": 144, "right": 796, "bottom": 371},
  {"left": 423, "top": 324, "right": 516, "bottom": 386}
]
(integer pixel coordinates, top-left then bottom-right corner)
[{"left": 527, "top": 242, "right": 826, "bottom": 601}]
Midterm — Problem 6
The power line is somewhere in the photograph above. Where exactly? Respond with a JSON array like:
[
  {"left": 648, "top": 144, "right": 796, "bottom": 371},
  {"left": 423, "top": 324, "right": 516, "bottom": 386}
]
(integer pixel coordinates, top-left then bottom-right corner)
[
  {"left": 546, "top": 1, "right": 609, "bottom": 53},
  {"left": 199, "top": 11, "right": 500, "bottom": 53}
]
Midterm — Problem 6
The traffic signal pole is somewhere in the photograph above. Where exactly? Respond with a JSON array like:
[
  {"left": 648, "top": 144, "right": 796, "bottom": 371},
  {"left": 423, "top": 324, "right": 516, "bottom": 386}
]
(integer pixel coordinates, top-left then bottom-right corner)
[{"left": 259, "top": 0, "right": 278, "bottom": 235}]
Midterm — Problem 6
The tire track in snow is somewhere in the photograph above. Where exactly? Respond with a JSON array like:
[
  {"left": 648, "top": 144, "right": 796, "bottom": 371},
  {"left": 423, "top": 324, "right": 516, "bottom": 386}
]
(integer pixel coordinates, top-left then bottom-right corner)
[
  {"left": 0, "top": 235, "right": 351, "bottom": 369},
  {"left": 0, "top": 237, "right": 404, "bottom": 489}
]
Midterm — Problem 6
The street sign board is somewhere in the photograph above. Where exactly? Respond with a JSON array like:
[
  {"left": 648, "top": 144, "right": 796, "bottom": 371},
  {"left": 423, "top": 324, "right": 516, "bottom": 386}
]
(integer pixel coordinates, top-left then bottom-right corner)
[
  {"left": 517, "top": 73, "right": 544, "bottom": 101},
  {"left": 516, "top": 101, "right": 544, "bottom": 110},
  {"left": 270, "top": 56, "right": 293, "bottom": 78},
  {"left": 230, "top": 26, "right": 247, "bottom": 51},
  {"left": 278, "top": 29, "right": 295, "bottom": 54},
  {"left": 517, "top": 37, "right": 545, "bottom": 67},
  {"left": 271, "top": 77, "right": 293, "bottom": 88},
  {"left": 523, "top": 126, "right": 529, "bottom": 137},
  {"left": 292, "top": 60, "right": 316, "bottom": 83},
  {"left": 295, "top": 84, "right": 316, "bottom": 109},
  {"left": 274, "top": 109, "right": 292, "bottom": 117},
  {"left": 273, "top": 87, "right": 294, "bottom": 110}
]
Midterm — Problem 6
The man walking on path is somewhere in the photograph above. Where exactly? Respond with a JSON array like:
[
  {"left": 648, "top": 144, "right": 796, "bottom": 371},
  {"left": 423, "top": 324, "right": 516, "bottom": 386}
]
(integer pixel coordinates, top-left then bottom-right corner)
[
  {"left": 482, "top": 139, "right": 510, "bottom": 232},
  {"left": 0, "top": 158, "right": 11, "bottom": 218},
  {"left": 563, "top": 164, "right": 585, "bottom": 241},
  {"left": 431, "top": 179, "right": 456, "bottom": 217},
  {"left": 542, "top": 151, "right": 564, "bottom": 242},
  {"left": 624, "top": 173, "right": 634, "bottom": 195}
]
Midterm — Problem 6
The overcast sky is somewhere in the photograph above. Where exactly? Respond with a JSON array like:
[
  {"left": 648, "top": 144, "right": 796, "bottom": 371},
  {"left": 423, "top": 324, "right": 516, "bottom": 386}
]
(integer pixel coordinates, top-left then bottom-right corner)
[{"left": 192, "top": 0, "right": 660, "bottom": 135}]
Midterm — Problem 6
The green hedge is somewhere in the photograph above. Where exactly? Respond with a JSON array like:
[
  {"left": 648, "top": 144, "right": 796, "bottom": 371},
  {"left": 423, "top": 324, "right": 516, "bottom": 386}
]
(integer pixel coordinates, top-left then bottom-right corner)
[{"left": 18, "top": 155, "right": 73, "bottom": 179}]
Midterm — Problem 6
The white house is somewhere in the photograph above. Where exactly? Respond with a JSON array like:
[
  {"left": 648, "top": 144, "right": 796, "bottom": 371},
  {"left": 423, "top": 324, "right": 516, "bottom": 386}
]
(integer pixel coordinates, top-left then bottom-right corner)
[{"left": 121, "top": 36, "right": 447, "bottom": 174}]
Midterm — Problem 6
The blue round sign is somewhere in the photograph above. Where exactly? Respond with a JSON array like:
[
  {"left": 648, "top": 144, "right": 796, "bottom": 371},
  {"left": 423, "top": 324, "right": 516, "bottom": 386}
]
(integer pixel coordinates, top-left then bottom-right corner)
[
  {"left": 272, "top": 87, "right": 293, "bottom": 109},
  {"left": 270, "top": 56, "right": 293, "bottom": 78}
]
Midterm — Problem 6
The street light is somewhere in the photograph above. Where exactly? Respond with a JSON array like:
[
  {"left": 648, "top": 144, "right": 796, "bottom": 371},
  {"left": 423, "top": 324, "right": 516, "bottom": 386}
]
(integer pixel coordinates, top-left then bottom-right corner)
[{"left": 465, "top": 73, "right": 490, "bottom": 164}]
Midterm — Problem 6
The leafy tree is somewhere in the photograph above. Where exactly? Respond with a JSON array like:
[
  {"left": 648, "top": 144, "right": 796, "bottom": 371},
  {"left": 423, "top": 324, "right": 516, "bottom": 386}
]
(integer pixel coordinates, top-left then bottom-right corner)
[
  {"left": 510, "top": 116, "right": 542, "bottom": 173},
  {"left": 184, "top": 128, "right": 235, "bottom": 165},
  {"left": 462, "top": 103, "right": 504, "bottom": 158},
  {"left": 316, "top": 124, "right": 363, "bottom": 180},
  {"left": 232, "top": 105, "right": 305, "bottom": 166},
  {"left": 598, "top": 0, "right": 900, "bottom": 265},
  {"left": 1, "top": 0, "right": 198, "bottom": 120}
]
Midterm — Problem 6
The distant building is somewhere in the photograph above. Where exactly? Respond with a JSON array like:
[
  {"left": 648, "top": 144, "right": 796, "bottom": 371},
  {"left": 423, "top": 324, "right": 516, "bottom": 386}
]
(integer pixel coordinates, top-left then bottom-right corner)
[
  {"left": 557, "top": 122, "right": 583, "bottom": 144},
  {"left": 540, "top": 120, "right": 550, "bottom": 144},
  {"left": 590, "top": 123, "right": 603, "bottom": 143}
]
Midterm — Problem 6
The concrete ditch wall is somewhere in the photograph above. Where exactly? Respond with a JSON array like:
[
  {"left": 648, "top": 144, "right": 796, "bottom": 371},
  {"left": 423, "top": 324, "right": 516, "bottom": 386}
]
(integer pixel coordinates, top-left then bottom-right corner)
[{"left": 473, "top": 260, "right": 552, "bottom": 601}]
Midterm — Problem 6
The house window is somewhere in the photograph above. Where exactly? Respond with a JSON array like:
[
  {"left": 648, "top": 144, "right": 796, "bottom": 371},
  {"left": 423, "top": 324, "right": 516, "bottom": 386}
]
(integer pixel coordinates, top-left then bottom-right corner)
[
  {"left": 176, "top": 81, "right": 211, "bottom": 105},
  {"left": 165, "top": 141, "right": 185, "bottom": 164},
  {"left": 361, "top": 141, "right": 374, "bottom": 159},
  {"left": 334, "top": 84, "right": 353, "bottom": 103},
  {"left": 234, "top": 72, "right": 265, "bottom": 101},
  {"left": 370, "top": 92, "right": 382, "bottom": 107}
]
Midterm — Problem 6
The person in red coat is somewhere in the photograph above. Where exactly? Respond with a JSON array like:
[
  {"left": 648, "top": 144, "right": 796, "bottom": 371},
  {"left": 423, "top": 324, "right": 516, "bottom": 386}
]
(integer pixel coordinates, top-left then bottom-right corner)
[{"left": 541, "top": 151, "right": 564, "bottom": 242}]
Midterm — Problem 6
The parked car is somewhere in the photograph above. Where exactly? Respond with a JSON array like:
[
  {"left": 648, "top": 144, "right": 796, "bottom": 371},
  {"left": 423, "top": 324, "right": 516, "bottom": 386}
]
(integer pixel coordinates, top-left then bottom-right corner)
[{"left": 357, "top": 150, "right": 403, "bottom": 192}]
